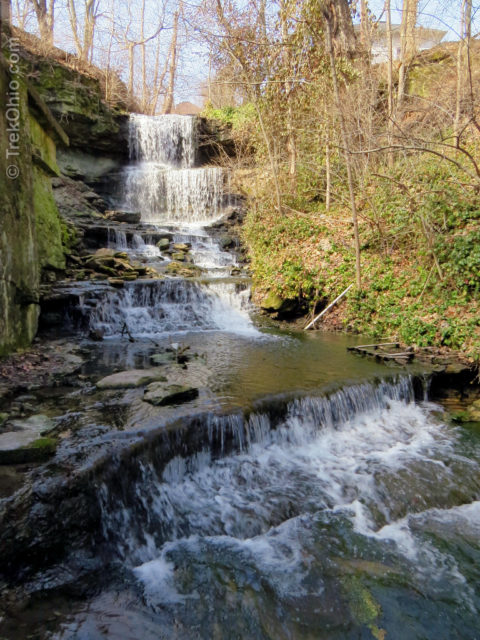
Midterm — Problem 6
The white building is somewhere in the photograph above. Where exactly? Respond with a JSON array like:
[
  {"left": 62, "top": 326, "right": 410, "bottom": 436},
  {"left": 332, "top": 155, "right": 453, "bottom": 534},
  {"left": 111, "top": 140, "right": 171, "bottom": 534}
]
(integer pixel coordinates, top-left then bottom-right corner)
[{"left": 355, "top": 23, "right": 447, "bottom": 63}]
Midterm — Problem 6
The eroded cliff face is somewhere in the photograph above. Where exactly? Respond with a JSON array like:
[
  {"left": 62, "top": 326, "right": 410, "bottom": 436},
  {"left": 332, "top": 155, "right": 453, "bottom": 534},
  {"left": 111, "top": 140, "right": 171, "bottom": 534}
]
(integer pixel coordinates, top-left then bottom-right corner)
[
  {"left": 0, "top": 56, "right": 40, "bottom": 355},
  {"left": 0, "top": 44, "right": 69, "bottom": 355}
]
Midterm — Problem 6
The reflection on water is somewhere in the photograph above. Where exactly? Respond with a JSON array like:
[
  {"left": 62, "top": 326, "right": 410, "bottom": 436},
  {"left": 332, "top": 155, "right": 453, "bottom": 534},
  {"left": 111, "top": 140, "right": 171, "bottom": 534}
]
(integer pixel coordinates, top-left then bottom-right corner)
[{"left": 83, "top": 330, "right": 394, "bottom": 408}]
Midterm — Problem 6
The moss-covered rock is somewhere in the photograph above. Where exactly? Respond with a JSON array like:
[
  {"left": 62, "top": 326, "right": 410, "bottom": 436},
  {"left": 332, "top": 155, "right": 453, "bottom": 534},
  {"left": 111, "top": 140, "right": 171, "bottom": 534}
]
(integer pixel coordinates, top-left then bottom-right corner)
[
  {"left": 33, "top": 166, "right": 66, "bottom": 270},
  {"left": 0, "top": 43, "right": 68, "bottom": 355}
]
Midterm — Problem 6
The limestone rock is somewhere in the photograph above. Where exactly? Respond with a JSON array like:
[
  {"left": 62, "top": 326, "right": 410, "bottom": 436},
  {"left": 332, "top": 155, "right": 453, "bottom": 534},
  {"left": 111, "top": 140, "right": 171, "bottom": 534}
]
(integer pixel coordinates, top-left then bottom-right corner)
[
  {"left": 143, "top": 383, "right": 199, "bottom": 406},
  {"left": 0, "top": 414, "right": 57, "bottom": 465},
  {"left": 0, "top": 437, "right": 57, "bottom": 465},
  {"left": 156, "top": 238, "right": 171, "bottom": 250},
  {"left": 171, "top": 252, "right": 186, "bottom": 261},
  {"left": 166, "top": 262, "right": 202, "bottom": 277},
  {"left": 95, "top": 248, "right": 116, "bottom": 257},
  {"left": 104, "top": 210, "right": 141, "bottom": 224},
  {"left": 96, "top": 369, "right": 168, "bottom": 389},
  {"left": 173, "top": 243, "right": 190, "bottom": 252}
]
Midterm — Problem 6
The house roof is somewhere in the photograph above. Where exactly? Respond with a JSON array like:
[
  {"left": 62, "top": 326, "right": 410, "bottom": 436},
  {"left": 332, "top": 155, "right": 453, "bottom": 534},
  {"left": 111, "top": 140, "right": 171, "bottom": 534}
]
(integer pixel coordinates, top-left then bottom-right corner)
[{"left": 354, "top": 22, "right": 447, "bottom": 41}]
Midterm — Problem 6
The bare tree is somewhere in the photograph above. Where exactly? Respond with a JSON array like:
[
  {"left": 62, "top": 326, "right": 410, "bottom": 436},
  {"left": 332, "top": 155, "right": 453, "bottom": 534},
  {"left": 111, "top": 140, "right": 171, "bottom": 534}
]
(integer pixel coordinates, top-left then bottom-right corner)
[
  {"left": 454, "top": 0, "right": 473, "bottom": 147},
  {"left": 67, "top": 0, "right": 101, "bottom": 62},
  {"left": 323, "top": 4, "right": 362, "bottom": 288},
  {"left": 397, "top": 0, "right": 418, "bottom": 106},
  {"left": 28, "top": 0, "right": 55, "bottom": 46},
  {"left": 162, "top": 3, "right": 179, "bottom": 114}
]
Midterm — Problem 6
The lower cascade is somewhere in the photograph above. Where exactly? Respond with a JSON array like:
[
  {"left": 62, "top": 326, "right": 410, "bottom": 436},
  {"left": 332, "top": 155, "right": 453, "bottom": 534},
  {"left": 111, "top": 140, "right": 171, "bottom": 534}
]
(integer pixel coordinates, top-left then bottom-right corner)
[{"left": 87, "top": 379, "right": 480, "bottom": 638}]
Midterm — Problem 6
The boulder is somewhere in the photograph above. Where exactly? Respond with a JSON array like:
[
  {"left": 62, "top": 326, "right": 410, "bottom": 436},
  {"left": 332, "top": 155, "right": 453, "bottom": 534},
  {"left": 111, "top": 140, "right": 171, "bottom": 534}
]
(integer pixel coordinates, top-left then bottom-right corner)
[
  {"left": 108, "top": 278, "right": 125, "bottom": 287},
  {"left": 261, "top": 291, "right": 297, "bottom": 314},
  {"left": 0, "top": 414, "right": 57, "bottom": 465},
  {"left": 96, "top": 369, "right": 168, "bottom": 389},
  {"left": 10, "top": 414, "right": 57, "bottom": 435},
  {"left": 219, "top": 236, "right": 234, "bottom": 249},
  {"left": 156, "top": 238, "right": 171, "bottom": 250},
  {"left": 150, "top": 352, "right": 176, "bottom": 365},
  {"left": 94, "top": 248, "right": 116, "bottom": 257},
  {"left": 173, "top": 243, "right": 190, "bottom": 252},
  {"left": 166, "top": 262, "right": 202, "bottom": 277},
  {"left": 171, "top": 252, "right": 186, "bottom": 262},
  {"left": 0, "top": 437, "right": 57, "bottom": 465},
  {"left": 104, "top": 210, "right": 141, "bottom": 224},
  {"left": 143, "top": 383, "right": 199, "bottom": 406}
]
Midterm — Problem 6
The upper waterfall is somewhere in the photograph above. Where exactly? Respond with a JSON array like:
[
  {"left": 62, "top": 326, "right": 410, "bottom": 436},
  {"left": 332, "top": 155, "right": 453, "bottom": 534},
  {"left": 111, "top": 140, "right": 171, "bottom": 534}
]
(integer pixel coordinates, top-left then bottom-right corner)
[
  {"left": 128, "top": 114, "right": 196, "bottom": 167},
  {"left": 124, "top": 114, "right": 227, "bottom": 223}
]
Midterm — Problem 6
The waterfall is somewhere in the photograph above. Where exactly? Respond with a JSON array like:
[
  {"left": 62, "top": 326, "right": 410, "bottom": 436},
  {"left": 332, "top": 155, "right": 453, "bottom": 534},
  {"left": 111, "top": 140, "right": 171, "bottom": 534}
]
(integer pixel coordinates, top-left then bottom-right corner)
[
  {"left": 124, "top": 114, "right": 227, "bottom": 224},
  {"left": 129, "top": 114, "right": 196, "bottom": 167},
  {"left": 88, "top": 279, "right": 254, "bottom": 337}
]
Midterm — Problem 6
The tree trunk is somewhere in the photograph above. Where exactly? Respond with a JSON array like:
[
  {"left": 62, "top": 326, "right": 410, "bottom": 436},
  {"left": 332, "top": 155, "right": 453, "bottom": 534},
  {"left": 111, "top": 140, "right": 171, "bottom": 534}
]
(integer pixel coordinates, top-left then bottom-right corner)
[
  {"left": 162, "top": 8, "right": 179, "bottom": 114},
  {"left": 1, "top": 0, "right": 11, "bottom": 24},
  {"left": 454, "top": 0, "right": 472, "bottom": 146},
  {"left": 31, "top": 0, "right": 54, "bottom": 47},
  {"left": 324, "top": 14, "right": 362, "bottom": 289},
  {"left": 328, "top": 0, "right": 356, "bottom": 57},
  {"left": 128, "top": 42, "right": 135, "bottom": 104},
  {"left": 385, "top": 0, "right": 394, "bottom": 166},
  {"left": 325, "top": 140, "right": 331, "bottom": 211},
  {"left": 280, "top": 0, "right": 296, "bottom": 180},
  {"left": 397, "top": 0, "right": 417, "bottom": 106}
]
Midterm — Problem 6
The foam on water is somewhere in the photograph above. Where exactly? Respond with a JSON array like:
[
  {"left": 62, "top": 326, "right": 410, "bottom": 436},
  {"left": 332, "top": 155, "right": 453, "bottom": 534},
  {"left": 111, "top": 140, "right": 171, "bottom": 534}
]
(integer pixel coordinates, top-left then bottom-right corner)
[
  {"left": 124, "top": 114, "right": 227, "bottom": 223},
  {"left": 88, "top": 279, "right": 257, "bottom": 337}
]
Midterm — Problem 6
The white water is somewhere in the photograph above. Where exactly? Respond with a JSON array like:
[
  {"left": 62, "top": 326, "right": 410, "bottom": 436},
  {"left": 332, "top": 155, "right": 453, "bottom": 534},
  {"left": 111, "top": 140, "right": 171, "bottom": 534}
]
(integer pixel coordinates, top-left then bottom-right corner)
[
  {"left": 129, "top": 114, "right": 196, "bottom": 167},
  {"left": 89, "top": 279, "right": 255, "bottom": 337},
  {"left": 96, "top": 378, "right": 480, "bottom": 614},
  {"left": 124, "top": 165, "right": 225, "bottom": 223},
  {"left": 124, "top": 114, "right": 226, "bottom": 224}
]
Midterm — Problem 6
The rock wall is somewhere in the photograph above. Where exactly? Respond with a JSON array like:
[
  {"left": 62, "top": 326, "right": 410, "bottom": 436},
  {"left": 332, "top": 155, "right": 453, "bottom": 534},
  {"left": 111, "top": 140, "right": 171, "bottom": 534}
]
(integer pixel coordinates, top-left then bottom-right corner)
[{"left": 0, "top": 45, "right": 68, "bottom": 355}]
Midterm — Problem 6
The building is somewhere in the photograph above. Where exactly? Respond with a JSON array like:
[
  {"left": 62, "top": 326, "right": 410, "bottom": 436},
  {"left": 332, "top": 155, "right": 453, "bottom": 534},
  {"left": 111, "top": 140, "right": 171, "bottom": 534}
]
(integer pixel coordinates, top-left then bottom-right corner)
[{"left": 355, "top": 23, "right": 447, "bottom": 63}]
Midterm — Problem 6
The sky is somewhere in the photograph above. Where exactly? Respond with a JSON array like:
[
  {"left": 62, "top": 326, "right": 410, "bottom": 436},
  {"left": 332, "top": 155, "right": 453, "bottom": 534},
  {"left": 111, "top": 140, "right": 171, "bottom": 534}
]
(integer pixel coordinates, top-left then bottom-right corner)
[{"left": 12, "top": 0, "right": 479, "bottom": 107}]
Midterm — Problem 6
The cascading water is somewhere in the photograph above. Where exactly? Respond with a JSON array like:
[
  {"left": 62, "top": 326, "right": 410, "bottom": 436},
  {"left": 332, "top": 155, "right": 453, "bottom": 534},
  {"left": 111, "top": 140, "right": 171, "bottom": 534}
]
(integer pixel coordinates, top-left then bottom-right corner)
[
  {"left": 86, "top": 378, "right": 479, "bottom": 639},
  {"left": 89, "top": 279, "right": 254, "bottom": 337},
  {"left": 85, "top": 113, "right": 257, "bottom": 338},
  {"left": 123, "top": 114, "right": 227, "bottom": 224}
]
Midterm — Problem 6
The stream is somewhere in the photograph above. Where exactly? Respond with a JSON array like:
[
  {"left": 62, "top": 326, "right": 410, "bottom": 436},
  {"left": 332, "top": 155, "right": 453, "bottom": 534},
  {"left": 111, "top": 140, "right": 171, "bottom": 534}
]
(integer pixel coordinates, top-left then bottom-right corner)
[{"left": 0, "top": 115, "right": 479, "bottom": 640}]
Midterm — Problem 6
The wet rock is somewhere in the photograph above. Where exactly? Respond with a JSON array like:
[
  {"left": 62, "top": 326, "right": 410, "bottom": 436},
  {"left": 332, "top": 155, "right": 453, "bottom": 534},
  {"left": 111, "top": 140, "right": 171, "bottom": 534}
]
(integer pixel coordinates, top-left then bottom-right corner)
[
  {"left": 166, "top": 262, "right": 202, "bottom": 277},
  {"left": 113, "top": 258, "right": 137, "bottom": 272},
  {"left": 261, "top": 291, "right": 296, "bottom": 314},
  {"left": 444, "top": 362, "right": 471, "bottom": 375},
  {"left": 143, "top": 382, "right": 199, "bottom": 406},
  {"left": 0, "top": 415, "right": 57, "bottom": 465},
  {"left": 89, "top": 329, "right": 105, "bottom": 341},
  {"left": 0, "top": 413, "right": 9, "bottom": 428},
  {"left": 107, "top": 278, "right": 125, "bottom": 288},
  {"left": 173, "top": 243, "right": 190, "bottom": 252},
  {"left": 156, "top": 237, "right": 171, "bottom": 250},
  {"left": 171, "top": 252, "right": 186, "bottom": 261},
  {"left": 467, "top": 400, "right": 480, "bottom": 421},
  {"left": 104, "top": 210, "right": 141, "bottom": 224},
  {"left": 94, "top": 248, "right": 116, "bottom": 258},
  {"left": 0, "top": 437, "right": 57, "bottom": 465},
  {"left": 219, "top": 235, "right": 234, "bottom": 249},
  {"left": 150, "top": 352, "right": 176, "bottom": 365},
  {"left": 96, "top": 369, "right": 168, "bottom": 389},
  {"left": 10, "top": 414, "right": 57, "bottom": 435}
]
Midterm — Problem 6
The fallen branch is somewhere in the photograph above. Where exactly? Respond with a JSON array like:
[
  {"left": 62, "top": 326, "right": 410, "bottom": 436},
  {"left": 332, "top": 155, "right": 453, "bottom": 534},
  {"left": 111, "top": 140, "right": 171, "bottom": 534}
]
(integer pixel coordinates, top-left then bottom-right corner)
[{"left": 304, "top": 284, "right": 354, "bottom": 330}]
